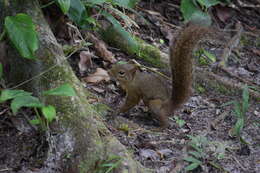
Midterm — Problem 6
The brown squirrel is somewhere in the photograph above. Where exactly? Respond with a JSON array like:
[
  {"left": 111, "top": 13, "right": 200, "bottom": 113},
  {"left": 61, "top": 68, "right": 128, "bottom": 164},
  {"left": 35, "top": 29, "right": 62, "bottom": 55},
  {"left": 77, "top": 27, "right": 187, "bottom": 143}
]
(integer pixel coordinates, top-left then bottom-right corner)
[{"left": 108, "top": 24, "right": 215, "bottom": 128}]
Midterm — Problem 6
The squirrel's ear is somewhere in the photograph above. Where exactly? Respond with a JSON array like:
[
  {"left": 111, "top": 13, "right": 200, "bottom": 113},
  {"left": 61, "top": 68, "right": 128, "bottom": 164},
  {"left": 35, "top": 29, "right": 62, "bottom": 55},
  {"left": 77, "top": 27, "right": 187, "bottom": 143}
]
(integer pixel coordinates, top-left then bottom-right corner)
[{"left": 129, "top": 65, "right": 139, "bottom": 76}]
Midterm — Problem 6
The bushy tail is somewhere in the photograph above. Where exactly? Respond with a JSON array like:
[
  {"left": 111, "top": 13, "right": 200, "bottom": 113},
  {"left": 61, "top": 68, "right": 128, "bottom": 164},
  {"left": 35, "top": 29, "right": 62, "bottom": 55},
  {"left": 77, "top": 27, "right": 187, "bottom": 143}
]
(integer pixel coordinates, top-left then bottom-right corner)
[{"left": 169, "top": 25, "right": 213, "bottom": 110}]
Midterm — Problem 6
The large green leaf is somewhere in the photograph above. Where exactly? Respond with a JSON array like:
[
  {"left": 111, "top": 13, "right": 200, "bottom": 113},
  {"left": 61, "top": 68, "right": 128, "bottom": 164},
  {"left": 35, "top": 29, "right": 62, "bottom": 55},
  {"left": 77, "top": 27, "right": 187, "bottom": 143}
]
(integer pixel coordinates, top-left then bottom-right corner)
[
  {"left": 57, "top": 0, "right": 71, "bottom": 14},
  {"left": 67, "top": 0, "right": 88, "bottom": 26},
  {"left": 43, "top": 83, "right": 76, "bottom": 96},
  {"left": 0, "top": 89, "right": 32, "bottom": 103},
  {"left": 4, "top": 13, "right": 38, "bottom": 59},
  {"left": 181, "top": 0, "right": 198, "bottom": 21},
  {"left": 11, "top": 95, "right": 44, "bottom": 114},
  {"left": 180, "top": 0, "right": 211, "bottom": 25},
  {"left": 41, "top": 105, "right": 56, "bottom": 122}
]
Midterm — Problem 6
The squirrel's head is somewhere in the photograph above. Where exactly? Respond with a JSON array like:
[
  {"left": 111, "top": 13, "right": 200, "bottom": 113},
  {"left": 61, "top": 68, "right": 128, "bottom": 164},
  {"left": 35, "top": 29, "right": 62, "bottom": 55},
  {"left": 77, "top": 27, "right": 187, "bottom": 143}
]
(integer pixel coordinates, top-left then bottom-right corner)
[{"left": 108, "top": 62, "right": 139, "bottom": 84}]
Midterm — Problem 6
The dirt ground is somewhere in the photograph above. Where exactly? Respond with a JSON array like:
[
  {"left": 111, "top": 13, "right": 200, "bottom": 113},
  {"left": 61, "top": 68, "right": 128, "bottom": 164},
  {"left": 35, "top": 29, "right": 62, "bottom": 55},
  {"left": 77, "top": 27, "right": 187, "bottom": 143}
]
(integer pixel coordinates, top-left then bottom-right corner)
[
  {"left": 87, "top": 0, "right": 260, "bottom": 172},
  {"left": 0, "top": 0, "right": 259, "bottom": 173}
]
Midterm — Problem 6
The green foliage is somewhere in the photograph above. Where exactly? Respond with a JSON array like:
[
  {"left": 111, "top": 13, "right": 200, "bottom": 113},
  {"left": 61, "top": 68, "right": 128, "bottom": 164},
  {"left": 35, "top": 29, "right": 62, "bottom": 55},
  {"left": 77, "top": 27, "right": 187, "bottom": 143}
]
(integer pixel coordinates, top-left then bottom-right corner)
[
  {"left": 67, "top": 0, "right": 88, "bottom": 27},
  {"left": 184, "top": 135, "right": 230, "bottom": 171},
  {"left": 230, "top": 85, "right": 250, "bottom": 137},
  {"left": 57, "top": 0, "right": 71, "bottom": 14},
  {"left": 174, "top": 116, "right": 186, "bottom": 127},
  {"left": 4, "top": 13, "right": 38, "bottom": 59},
  {"left": 112, "top": 0, "right": 139, "bottom": 8},
  {"left": 202, "top": 49, "right": 216, "bottom": 63},
  {"left": 11, "top": 95, "right": 44, "bottom": 114},
  {"left": 62, "top": 0, "right": 139, "bottom": 29},
  {"left": 101, "top": 11, "right": 139, "bottom": 52},
  {"left": 93, "top": 103, "right": 111, "bottom": 116},
  {"left": 43, "top": 83, "right": 76, "bottom": 96},
  {"left": 95, "top": 154, "right": 122, "bottom": 173},
  {"left": 196, "top": 84, "right": 206, "bottom": 94},
  {"left": 55, "top": 0, "right": 140, "bottom": 53},
  {"left": 41, "top": 105, "right": 57, "bottom": 123},
  {"left": 0, "top": 89, "right": 32, "bottom": 103},
  {"left": 197, "top": 48, "right": 216, "bottom": 65},
  {"left": 0, "top": 84, "right": 76, "bottom": 129},
  {"left": 197, "top": 0, "right": 220, "bottom": 9},
  {"left": 184, "top": 135, "right": 208, "bottom": 171},
  {"left": 180, "top": 0, "right": 223, "bottom": 24}
]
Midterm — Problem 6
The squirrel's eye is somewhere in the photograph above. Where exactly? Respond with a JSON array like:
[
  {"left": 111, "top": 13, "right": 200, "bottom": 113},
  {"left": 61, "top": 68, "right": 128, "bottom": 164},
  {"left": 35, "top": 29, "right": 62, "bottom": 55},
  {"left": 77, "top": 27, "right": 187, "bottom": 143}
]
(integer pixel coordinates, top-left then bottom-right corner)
[{"left": 118, "top": 71, "right": 125, "bottom": 76}]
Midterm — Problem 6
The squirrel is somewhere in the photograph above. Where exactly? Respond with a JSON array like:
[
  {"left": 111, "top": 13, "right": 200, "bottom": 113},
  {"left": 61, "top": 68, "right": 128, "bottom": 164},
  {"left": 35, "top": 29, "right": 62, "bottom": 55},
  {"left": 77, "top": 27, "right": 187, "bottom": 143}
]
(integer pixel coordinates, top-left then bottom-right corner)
[{"left": 108, "top": 24, "right": 216, "bottom": 128}]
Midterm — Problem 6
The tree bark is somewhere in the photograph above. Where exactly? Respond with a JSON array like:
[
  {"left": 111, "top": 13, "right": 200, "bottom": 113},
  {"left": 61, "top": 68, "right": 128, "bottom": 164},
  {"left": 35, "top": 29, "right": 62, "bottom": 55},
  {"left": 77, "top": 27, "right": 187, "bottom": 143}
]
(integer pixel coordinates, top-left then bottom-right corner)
[{"left": 0, "top": 1, "right": 150, "bottom": 173}]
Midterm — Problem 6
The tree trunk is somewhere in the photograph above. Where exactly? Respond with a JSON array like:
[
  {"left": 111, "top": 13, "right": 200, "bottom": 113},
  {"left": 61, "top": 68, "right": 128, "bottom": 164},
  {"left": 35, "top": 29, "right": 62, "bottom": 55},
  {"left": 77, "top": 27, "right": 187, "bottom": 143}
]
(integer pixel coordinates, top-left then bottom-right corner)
[{"left": 0, "top": 1, "right": 150, "bottom": 173}]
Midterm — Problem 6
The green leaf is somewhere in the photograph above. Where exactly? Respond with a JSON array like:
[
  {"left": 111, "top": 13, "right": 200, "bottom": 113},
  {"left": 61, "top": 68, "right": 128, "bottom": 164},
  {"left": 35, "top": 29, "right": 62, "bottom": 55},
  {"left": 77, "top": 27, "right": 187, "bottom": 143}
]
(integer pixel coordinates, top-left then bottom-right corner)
[
  {"left": 188, "top": 151, "right": 203, "bottom": 158},
  {"left": 174, "top": 116, "right": 186, "bottom": 127},
  {"left": 112, "top": 0, "right": 139, "bottom": 8},
  {"left": 4, "top": 13, "right": 38, "bottom": 59},
  {"left": 180, "top": 0, "right": 211, "bottom": 25},
  {"left": 180, "top": 0, "right": 198, "bottom": 21},
  {"left": 67, "top": 0, "right": 88, "bottom": 26},
  {"left": 30, "top": 118, "right": 41, "bottom": 125},
  {"left": 202, "top": 49, "right": 216, "bottom": 63},
  {"left": 242, "top": 85, "right": 249, "bottom": 114},
  {"left": 0, "top": 89, "right": 32, "bottom": 103},
  {"left": 57, "top": 0, "right": 71, "bottom": 14},
  {"left": 43, "top": 83, "right": 76, "bottom": 96},
  {"left": 233, "top": 101, "right": 242, "bottom": 118},
  {"left": 233, "top": 118, "right": 244, "bottom": 136},
  {"left": 219, "top": 101, "right": 235, "bottom": 107},
  {"left": 11, "top": 96, "right": 44, "bottom": 114},
  {"left": 41, "top": 105, "right": 56, "bottom": 122},
  {"left": 197, "top": 0, "right": 221, "bottom": 8},
  {"left": 86, "top": 0, "right": 106, "bottom": 5},
  {"left": 101, "top": 163, "right": 115, "bottom": 167},
  {"left": 183, "top": 157, "right": 202, "bottom": 164},
  {"left": 190, "top": 10, "right": 212, "bottom": 26},
  {"left": 185, "top": 162, "right": 200, "bottom": 171},
  {"left": 0, "top": 63, "right": 3, "bottom": 79}
]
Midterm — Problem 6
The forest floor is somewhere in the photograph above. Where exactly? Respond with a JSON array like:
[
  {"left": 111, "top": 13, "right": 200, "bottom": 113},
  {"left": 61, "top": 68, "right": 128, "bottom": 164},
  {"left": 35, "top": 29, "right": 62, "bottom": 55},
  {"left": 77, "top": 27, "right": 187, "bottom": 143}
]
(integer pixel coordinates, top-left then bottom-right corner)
[
  {"left": 81, "top": 1, "right": 260, "bottom": 172},
  {"left": 0, "top": 0, "right": 259, "bottom": 173}
]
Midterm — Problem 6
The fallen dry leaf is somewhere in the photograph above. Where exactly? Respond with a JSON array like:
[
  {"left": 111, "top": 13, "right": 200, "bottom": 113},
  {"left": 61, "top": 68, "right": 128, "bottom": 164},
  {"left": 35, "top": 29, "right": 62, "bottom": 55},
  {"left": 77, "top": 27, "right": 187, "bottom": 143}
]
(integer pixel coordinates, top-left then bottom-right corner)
[
  {"left": 215, "top": 5, "right": 233, "bottom": 23},
  {"left": 78, "top": 51, "right": 93, "bottom": 74},
  {"left": 83, "top": 68, "right": 110, "bottom": 83},
  {"left": 92, "top": 86, "right": 105, "bottom": 93},
  {"left": 252, "top": 48, "right": 260, "bottom": 56},
  {"left": 87, "top": 98, "right": 99, "bottom": 104},
  {"left": 88, "top": 34, "right": 116, "bottom": 63}
]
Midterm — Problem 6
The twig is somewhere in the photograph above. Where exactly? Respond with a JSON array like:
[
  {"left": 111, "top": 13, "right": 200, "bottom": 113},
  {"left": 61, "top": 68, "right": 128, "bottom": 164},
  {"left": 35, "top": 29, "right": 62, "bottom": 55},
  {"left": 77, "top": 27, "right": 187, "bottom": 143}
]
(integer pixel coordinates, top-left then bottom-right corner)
[
  {"left": 0, "top": 108, "right": 8, "bottom": 116},
  {"left": 196, "top": 68, "right": 260, "bottom": 100},
  {"left": 219, "top": 22, "right": 243, "bottom": 67},
  {"left": 231, "top": 155, "right": 247, "bottom": 171},
  {"left": 130, "top": 59, "right": 171, "bottom": 80},
  {"left": 0, "top": 168, "right": 12, "bottom": 172},
  {"left": 218, "top": 66, "right": 257, "bottom": 87}
]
